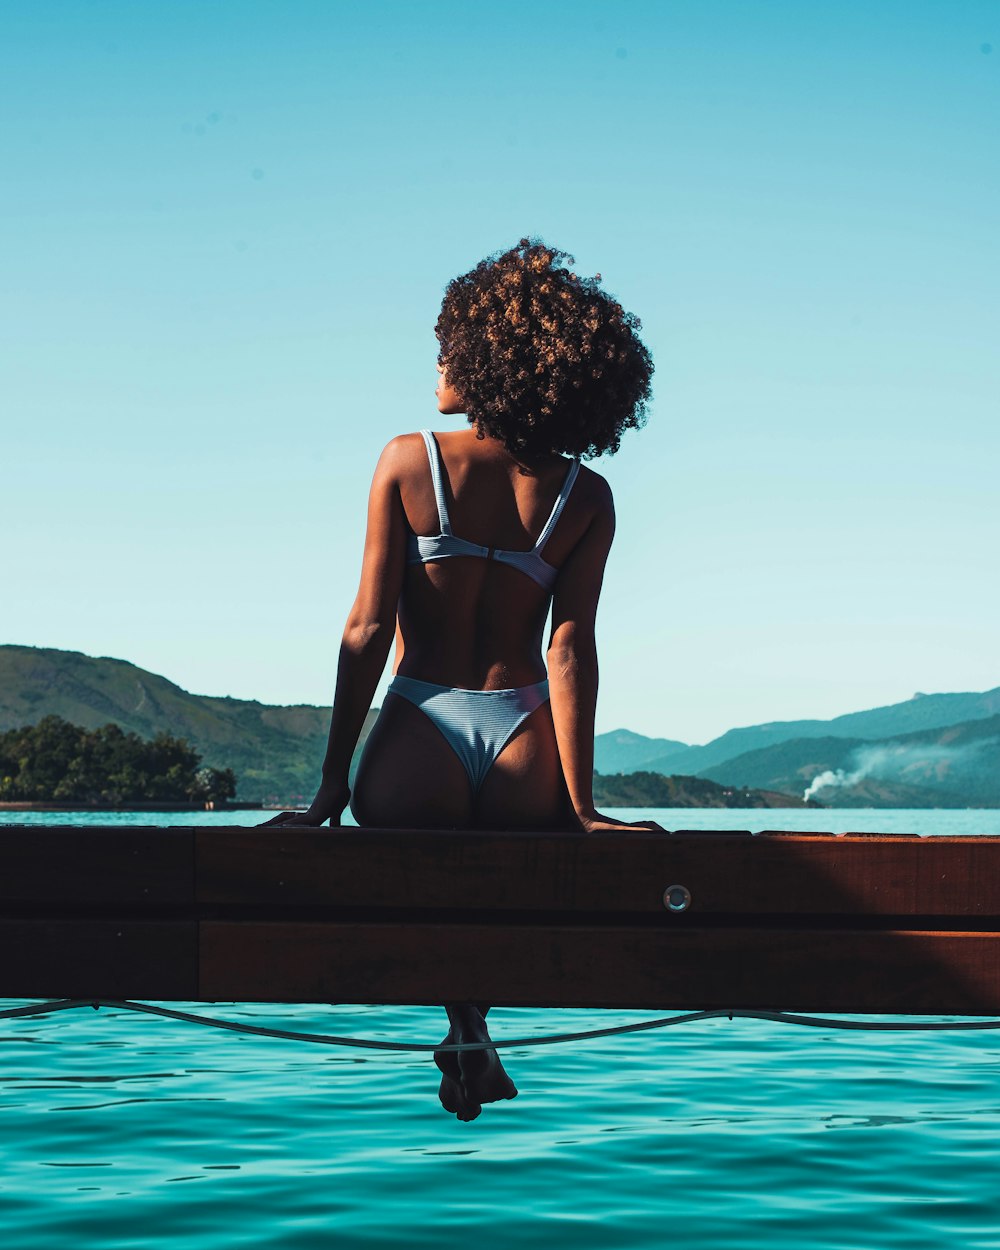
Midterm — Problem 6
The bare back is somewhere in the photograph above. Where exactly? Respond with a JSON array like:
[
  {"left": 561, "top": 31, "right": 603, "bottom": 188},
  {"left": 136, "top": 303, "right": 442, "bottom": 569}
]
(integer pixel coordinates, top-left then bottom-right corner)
[
  {"left": 394, "top": 429, "right": 598, "bottom": 690},
  {"left": 350, "top": 426, "right": 612, "bottom": 830}
]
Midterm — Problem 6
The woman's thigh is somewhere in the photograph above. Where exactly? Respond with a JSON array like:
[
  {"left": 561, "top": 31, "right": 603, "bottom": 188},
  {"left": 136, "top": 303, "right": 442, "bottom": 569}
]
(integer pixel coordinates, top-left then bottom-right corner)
[
  {"left": 475, "top": 701, "right": 573, "bottom": 830},
  {"left": 351, "top": 693, "right": 473, "bottom": 828}
]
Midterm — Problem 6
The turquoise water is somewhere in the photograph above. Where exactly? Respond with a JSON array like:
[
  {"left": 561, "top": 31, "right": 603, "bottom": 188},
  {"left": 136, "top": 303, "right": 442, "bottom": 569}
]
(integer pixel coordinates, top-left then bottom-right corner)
[
  {"left": 3, "top": 809, "right": 1000, "bottom": 1248},
  {"left": 9, "top": 806, "right": 1000, "bottom": 833}
]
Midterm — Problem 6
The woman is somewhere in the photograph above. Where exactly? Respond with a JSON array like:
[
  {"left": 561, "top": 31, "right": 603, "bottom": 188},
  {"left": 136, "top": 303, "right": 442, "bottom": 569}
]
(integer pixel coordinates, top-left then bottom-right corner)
[{"left": 267, "top": 238, "right": 660, "bottom": 1119}]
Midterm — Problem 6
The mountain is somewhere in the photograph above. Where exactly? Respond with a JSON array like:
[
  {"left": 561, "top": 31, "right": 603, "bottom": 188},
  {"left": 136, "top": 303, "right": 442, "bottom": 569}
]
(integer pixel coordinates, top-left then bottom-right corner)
[
  {"left": 593, "top": 728, "right": 687, "bottom": 774},
  {"left": 640, "top": 687, "right": 1000, "bottom": 777},
  {"left": 5, "top": 643, "right": 998, "bottom": 809},
  {"left": 0, "top": 645, "right": 376, "bottom": 802},
  {"left": 698, "top": 715, "right": 1000, "bottom": 808}
]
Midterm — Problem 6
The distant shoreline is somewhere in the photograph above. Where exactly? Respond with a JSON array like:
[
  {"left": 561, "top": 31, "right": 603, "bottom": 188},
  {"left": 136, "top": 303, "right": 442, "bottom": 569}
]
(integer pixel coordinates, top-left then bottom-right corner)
[{"left": 0, "top": 800, "right": 264, "bottom": 812}]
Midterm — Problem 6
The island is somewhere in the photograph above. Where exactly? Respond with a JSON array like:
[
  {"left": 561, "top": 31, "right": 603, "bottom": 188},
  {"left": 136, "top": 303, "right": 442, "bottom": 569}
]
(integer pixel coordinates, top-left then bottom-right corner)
[
  {"left": 0, "top": 715, "right": 242, "bottom": 810},
  {"left": 592, "top": 770, "right": 820, "bottom": 808}
]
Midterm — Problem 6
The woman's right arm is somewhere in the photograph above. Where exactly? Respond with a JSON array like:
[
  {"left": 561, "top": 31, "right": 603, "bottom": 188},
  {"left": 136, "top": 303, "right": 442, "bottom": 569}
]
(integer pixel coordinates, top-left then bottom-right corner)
[
  {"left": 261, "top": 437, "right": 409, "bottom": 827},
  {"left": 547, "top": 475, "right": 663, "bottom": 833}
]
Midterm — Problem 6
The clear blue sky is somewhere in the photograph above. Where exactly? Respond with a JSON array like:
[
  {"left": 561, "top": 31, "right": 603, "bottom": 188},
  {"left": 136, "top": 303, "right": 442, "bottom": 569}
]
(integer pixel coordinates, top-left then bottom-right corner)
[{"left": 2, "top": 1, "right": 997, "bottom": 744}]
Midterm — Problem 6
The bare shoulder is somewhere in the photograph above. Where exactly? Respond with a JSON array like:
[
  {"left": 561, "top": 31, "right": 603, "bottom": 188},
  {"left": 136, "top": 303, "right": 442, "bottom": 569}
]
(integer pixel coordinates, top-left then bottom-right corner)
[
  {"left": 374, "top": 432, "right": 426, "bottom": 480},
  {"left": 573, "top": 462, "right": 615, "bottom": 516}
]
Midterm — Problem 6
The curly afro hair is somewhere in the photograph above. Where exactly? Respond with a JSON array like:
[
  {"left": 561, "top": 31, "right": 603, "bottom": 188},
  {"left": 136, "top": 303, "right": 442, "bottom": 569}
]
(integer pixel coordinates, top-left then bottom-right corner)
[{"left": 435, "top": 237, "right": 653, "bottom": 460}]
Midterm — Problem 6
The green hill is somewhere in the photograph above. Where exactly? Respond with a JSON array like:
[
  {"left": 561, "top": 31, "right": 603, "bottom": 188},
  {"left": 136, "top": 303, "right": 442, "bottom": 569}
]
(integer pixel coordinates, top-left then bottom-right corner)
[
  {"left": 698, "top": 716, "right": 1000, "bottom": 808},
  {"left": 6, "top": 644, "right": 997, "bottom": 810},
  {"left": 593, "top": 728, "right": 688, "bottom": 774},
  {"left": 640, "top": 687, "right": 1000, "bottom": 777},
  {"left": 0, "top": 645, "right": 376, "bottom": 803}
]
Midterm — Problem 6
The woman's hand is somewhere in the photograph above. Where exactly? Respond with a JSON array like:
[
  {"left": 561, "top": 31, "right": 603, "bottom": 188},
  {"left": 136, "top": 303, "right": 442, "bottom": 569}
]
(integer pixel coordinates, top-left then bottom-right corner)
[
  {"left": 259, "top": 779, "right": 351, "bottom": 828},
  {"left": 575, "top": 807, "right": 666, "bottom": 834}
]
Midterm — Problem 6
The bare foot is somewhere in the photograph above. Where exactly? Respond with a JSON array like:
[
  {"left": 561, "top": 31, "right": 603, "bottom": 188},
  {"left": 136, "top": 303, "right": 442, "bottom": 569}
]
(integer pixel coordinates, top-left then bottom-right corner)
[
  {"left": 434, "top": 1030, "right": 481, "bottom": 1121},
  {"left": 451, "top": 1009, "right": 518, "bottom": 1107}
]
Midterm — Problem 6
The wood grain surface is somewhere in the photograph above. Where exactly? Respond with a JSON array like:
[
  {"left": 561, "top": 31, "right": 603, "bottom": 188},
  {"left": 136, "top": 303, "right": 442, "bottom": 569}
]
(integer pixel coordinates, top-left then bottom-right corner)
[{"left": 3, "top": 826, "right": 1000, "bottom": 1011}]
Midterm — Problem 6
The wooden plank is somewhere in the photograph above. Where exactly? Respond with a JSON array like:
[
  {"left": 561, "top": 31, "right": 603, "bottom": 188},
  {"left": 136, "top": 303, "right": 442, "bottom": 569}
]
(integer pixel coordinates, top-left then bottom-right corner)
[
  {"left": 195, "top": 828, "right": 1000, "bottom": 917},
  {"left": 2, "top": 826, "right": 1000, "bottom": 1013},
  {"left": 0, "top": 826, "right": 194, "bottom": 905},
  {"left": 0, "top": 825, "right": 995, "bottom": 918},
  {"left": 200, "top": 921, "right": 1000, "bottom": 1014},
  {"left": 0, "top": 919, "right": 198, "bottom": 998}
]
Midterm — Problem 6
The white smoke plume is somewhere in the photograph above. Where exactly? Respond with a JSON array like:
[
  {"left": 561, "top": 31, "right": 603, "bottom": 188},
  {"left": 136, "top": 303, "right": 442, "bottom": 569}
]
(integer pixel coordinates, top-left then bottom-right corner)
[
  {"left": 803, "top": 765, "right": 868, "bottom": 803},
  {"left": 802, "top": 739, "right": 995, "bottom": 802}
]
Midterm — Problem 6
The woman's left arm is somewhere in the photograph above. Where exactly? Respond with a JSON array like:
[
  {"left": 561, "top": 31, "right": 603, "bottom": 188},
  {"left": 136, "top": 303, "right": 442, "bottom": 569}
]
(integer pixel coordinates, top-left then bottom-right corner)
[{"left": 263, "top": 439, "right": 408, "bottom": 827}]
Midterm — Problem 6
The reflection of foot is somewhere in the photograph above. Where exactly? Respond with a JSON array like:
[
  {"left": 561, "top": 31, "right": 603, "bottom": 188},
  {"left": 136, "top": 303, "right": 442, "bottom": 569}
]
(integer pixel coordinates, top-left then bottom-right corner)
[
  {"left": 453, "top": 1011, "right": 518, "bottom": 1108},
  {"left": 434, "top": 1031, "right": 481, "bottom": 1121}
]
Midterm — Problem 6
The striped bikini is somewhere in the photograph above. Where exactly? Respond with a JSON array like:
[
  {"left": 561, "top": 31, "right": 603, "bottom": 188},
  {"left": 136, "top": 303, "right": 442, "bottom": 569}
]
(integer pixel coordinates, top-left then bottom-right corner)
[{"left": 388, "top": 429, "right": 581, "bottom": 793}]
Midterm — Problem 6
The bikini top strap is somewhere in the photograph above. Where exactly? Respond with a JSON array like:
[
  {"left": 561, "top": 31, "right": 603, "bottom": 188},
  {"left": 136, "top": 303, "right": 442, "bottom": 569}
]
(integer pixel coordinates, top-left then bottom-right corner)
[
  {"left": 418, "top": 429, "right": 453, "bottom": 536},
  {"left": 534, "top": 458, "right": 581, "bottom": 552}
]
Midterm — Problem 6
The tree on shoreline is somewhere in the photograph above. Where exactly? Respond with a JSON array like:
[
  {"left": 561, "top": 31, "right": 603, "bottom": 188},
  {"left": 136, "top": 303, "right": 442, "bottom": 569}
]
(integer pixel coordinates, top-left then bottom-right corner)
[{"left": 0, "top": 715, "right": 236, "bottom": 805}]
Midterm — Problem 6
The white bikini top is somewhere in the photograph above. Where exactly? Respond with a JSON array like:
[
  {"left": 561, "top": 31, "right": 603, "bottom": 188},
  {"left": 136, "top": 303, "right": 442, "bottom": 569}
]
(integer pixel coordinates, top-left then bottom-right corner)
[{"left": 405, "top": 429, "right": 581, "bottom": 593}]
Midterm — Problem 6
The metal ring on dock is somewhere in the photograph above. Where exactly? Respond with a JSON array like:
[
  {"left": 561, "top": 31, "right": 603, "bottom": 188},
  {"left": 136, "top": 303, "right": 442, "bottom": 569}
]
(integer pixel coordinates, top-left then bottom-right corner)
[{"left": 663, "top": 884, "right": 691, "bottom": 912}]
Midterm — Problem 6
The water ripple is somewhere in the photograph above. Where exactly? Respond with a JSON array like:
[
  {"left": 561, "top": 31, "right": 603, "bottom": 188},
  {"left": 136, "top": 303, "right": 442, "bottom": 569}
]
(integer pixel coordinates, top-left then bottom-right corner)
[{"left": 5, "top": 806, "right": 1000, "bottom": 1247}]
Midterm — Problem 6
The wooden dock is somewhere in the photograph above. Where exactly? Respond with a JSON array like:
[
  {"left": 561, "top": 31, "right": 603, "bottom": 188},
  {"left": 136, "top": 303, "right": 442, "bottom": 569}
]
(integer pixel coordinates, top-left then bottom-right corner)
[{"left": 2, "top": 825, "right": 1000, "bottom": 1014}]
